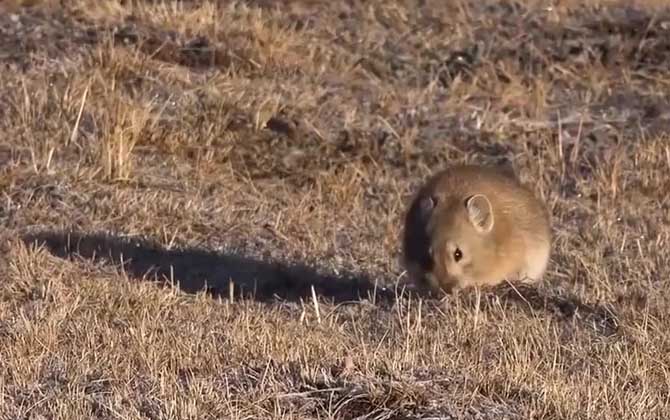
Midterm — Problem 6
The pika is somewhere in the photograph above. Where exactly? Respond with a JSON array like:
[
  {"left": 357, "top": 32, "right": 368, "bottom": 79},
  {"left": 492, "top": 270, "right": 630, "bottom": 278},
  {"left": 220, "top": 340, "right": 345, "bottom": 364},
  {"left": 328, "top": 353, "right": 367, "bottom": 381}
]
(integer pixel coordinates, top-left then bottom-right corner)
[{"left": 401, "top": 164, "right": 551, "bottom": 295}]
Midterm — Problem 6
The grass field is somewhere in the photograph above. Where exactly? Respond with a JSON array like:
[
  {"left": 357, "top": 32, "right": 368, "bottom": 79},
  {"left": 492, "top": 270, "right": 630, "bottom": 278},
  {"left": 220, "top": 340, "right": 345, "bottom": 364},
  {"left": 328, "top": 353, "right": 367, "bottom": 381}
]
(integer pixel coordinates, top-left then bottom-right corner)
[{"left": 1, "top": 0, "right": 670, "bottom": 418}]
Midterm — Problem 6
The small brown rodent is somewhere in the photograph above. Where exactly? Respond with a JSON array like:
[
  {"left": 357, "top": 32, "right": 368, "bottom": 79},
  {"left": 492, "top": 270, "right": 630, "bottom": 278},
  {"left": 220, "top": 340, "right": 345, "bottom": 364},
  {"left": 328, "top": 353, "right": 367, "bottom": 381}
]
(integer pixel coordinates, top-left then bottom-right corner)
[{"left": 401, "top": 164, "right": 551, "bottom": 295}]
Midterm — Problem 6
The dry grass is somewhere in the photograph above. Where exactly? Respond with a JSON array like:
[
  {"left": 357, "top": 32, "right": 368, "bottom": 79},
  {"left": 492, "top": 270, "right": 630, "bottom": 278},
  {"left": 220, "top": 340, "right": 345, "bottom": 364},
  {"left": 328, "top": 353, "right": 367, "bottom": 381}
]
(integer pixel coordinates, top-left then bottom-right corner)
[{"left": 1, "top": 0, "right": 670, "bottom": 418}]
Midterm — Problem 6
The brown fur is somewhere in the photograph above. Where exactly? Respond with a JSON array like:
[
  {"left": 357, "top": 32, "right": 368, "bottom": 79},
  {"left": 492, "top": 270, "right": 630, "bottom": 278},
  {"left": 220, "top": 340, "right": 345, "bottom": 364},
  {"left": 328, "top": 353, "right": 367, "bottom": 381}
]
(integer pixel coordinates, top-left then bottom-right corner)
[{"left": 402, "top": 164, "right": 552, "bottom": 294}]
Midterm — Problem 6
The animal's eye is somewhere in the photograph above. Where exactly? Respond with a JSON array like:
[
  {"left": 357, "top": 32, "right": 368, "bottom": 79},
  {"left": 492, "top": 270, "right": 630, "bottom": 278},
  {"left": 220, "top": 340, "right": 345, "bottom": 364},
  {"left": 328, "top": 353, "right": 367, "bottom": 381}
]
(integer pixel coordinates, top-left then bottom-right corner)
[{"left": 453, "top": 248, "right": 463, "bottom": 262}]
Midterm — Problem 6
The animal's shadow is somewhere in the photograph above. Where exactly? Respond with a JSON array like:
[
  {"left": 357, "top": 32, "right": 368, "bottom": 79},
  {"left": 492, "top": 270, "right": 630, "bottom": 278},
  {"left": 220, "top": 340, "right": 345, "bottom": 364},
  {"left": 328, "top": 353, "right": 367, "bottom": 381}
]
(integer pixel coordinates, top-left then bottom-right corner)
[
  {"left": 20, "top": 230, "right": 619, "bottom": 335},
  {"left": 467, "top": 284, "right": 620, "bottom": 336},
  {"left": 21, "top": 230, "right": 398, "bottom": 305}
]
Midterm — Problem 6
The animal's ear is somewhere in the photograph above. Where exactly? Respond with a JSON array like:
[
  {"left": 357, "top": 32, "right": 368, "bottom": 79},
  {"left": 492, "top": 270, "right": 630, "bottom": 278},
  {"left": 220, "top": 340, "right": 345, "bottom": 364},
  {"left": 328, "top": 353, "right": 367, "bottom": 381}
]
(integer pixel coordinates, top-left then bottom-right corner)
[
  {"left": 419, "top": 195, "right": 436, "bottom": 216},
  {"left": 465, "top": 194, "right": 494, "bottom": 233}
]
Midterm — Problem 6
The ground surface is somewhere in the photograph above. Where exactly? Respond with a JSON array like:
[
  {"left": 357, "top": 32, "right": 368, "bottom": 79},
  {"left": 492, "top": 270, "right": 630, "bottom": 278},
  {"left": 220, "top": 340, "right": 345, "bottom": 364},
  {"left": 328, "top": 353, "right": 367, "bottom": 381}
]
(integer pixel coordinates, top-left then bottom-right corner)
[{"left": 1, "top": 0, "right": 670, "bottom": 419}]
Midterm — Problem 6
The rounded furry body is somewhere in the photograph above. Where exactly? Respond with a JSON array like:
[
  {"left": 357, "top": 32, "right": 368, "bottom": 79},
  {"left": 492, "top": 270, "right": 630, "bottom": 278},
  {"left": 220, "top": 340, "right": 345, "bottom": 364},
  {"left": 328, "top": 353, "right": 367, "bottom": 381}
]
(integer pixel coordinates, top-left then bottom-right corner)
[{"left": 402, "top": 164, "right": 551, "bottom": 294}]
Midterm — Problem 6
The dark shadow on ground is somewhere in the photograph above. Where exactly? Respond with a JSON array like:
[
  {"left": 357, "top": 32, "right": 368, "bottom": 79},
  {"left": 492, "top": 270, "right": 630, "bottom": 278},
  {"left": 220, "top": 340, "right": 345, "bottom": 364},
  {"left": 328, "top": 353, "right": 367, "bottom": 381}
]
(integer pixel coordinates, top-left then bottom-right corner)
[
  {"left": 463, "top": 283, "right": 620, "bottom": 337},
  {"left": 20, "top": 230, "right": 619, "bottom": 335},
  {"left": 21, "top": 230, "right": 398, "bottom": 305}
]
